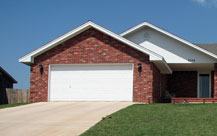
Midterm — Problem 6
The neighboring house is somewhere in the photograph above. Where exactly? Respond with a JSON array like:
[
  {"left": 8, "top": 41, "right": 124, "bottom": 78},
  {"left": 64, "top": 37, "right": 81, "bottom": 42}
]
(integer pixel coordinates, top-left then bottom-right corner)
[
  {"left": 19, "top": 21, "right": 217, "bottom": 103},
  {"left": 0, "top": 66, "right": 17, "bottom": 104}
]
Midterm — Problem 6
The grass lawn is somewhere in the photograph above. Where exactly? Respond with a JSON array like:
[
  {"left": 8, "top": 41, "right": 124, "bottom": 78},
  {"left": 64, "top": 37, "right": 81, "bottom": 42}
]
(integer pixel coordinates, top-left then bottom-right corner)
[
  {"left": 0, "top": 103, "right": 29, "bottom": 109},
  {"left": 81, "top": 104, "right": 217, "bottom": 136}
]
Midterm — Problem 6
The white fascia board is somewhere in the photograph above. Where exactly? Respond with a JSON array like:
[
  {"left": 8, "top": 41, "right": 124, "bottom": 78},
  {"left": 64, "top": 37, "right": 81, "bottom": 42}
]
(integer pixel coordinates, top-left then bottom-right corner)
[
  {"left": 19, "top": 56, "right": 31, "bottom": 63},
  {"left": 19, "top": 21, "right": 163, "bottom": 64},
  {"left": 120, "top": 22, "right": 147, "bottom": 36},
  {"left": 161, "top": 59, "right": 172, "bottom": 74},
  {"left": 120, "top": 22, "right": 217, "bottom": 60},
  {"left": 151, "top": 58, "right": 172, "bottom": 74},
  {"left": 150, "top": 55, "right": 161, "bottom": 61}
]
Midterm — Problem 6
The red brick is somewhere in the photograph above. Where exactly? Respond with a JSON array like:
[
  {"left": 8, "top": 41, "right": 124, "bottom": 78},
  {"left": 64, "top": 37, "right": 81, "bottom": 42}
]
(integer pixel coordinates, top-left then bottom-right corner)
[
  {"left": 30, "top": 28, "right": 161, "bottom": 103},
  {"left": 168, "top": 71, "right": 197, "bottom": 97},
  {"left": 214, "top": 63, "right": 217, "bottom": 98}
]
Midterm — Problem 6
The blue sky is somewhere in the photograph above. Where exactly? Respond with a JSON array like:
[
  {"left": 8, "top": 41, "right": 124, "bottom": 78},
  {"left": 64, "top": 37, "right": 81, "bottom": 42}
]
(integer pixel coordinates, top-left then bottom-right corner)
[{"left": 1, "top": 0, "right": 217, "bottom": 89}]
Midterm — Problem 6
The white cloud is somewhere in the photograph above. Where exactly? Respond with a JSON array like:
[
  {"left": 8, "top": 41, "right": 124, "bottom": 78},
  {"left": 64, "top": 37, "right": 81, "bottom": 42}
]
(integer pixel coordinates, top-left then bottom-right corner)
[
  {"left": 193, "top": 0, "right": 206, "bottom": 4},
  {"left": 192, "top": 0, "right": 217, "bottom": 7}
]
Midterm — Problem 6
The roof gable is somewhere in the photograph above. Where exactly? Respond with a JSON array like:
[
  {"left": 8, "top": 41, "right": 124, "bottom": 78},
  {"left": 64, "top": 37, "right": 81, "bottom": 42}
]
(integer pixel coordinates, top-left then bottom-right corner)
[
  {"left": 120, "top": 22, "right": 217, "bottom": 60},
  {"left": 19, "top": 21, "right": 172, "bottom": 74},
  {"left": 19, "top": 21, "right": 163, "bottom": 64},
  {"left": 123, "top": 27, "right": 217, "bottom": 63}
]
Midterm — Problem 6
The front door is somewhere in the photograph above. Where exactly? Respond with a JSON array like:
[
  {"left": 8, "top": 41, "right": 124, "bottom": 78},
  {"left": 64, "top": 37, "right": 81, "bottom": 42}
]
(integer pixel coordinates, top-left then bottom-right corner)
[{"left": 199, "top": 74, "right": 210, "bottom": 98}]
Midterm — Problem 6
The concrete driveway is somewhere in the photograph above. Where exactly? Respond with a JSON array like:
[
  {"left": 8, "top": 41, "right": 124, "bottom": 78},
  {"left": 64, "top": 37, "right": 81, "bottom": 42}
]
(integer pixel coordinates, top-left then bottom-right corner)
[{"left": 0, "top": 102, "right": 132, "bottom": 136}]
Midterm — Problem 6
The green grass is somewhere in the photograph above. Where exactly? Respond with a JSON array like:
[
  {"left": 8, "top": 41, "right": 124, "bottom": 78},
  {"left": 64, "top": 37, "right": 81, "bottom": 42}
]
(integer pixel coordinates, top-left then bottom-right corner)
[
  {"left": 81, "top": 104, "right": 217, "bottom": 136},
  {"left": 0, "top": 103, "right": 29, "bottom": 109}
]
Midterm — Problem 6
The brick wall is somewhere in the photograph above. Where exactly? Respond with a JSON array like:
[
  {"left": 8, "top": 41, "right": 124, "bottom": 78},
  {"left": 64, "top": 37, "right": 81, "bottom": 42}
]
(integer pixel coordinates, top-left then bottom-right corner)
[
  {"left": 30, "top": 28, "right": 158, "bottom": 103},
  {"left": 160, "top": 74, "right": 168, "bottom": 102},
  {"left": 152, "top": 72, "right": 168, "bottom": 103},
  {"left": 152, "top": 64, "right": 161, "bottom": 102},
  {"left": 168, "top": 71, "right": 197, "bottom": 97},
  {"left": 214, "top": 64, "right": 217, "bottom": 98},
  {"left": 211, "top": 71, "right": 214, "bottom": 97}
]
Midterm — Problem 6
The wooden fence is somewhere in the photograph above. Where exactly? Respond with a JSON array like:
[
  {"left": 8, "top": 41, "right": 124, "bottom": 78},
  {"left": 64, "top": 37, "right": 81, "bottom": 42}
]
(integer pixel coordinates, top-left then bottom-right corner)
[{"left": 6, "top": 88, "right": 30, "bottom": 104}]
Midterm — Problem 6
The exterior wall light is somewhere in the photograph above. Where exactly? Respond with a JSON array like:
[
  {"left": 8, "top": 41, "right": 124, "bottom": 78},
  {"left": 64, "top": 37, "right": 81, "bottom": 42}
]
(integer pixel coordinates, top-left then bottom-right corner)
[
  {"left": 138, "top": 63, "right": 142, "bottom": 73},
  {"left": 39, "top": 64, "right": 43, "bottom": 75}
]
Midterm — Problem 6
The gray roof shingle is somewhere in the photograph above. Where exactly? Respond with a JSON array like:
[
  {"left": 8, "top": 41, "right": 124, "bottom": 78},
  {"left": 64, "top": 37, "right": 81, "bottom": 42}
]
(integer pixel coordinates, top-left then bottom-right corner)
[{"left": 195, "top": 43, "right": 217, "bottom": 55}]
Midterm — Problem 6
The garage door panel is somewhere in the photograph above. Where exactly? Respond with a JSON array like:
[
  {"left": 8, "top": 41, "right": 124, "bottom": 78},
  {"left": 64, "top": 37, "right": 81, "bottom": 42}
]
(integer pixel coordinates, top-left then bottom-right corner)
[{"left": 49, "top": 64, "right": 133, "bottom": 101}]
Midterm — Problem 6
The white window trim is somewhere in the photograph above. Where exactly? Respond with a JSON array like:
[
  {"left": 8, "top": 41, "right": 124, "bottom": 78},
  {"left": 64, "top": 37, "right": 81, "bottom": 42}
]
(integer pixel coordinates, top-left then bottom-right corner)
[{"left": 197, "top": 71, "right": 211, "bottom": 98}]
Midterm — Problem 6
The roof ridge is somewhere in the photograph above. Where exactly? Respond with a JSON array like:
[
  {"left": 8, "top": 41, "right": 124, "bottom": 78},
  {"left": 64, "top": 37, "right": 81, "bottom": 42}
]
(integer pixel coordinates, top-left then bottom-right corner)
[{"left": 195, "top": 43, "right": 217, "bottom": 45}]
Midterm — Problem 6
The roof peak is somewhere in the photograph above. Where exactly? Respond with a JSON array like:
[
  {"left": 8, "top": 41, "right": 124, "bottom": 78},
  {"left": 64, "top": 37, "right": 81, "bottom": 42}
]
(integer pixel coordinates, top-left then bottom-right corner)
[
  {"left": 0, "top": 66, "right": 17, "bottom": 83},
  {"left": 120, "top": 21, "right": 217, "bottom": 60}
]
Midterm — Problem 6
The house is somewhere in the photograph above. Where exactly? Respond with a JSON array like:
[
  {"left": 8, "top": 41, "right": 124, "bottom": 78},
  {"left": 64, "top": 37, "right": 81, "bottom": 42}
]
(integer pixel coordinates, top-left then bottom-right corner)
[
  {"left": 19, "top": 21, "right": 217, "bottom": 103},
  {"left": 0, "top": 66, "right": 17, "bottom": 105}
]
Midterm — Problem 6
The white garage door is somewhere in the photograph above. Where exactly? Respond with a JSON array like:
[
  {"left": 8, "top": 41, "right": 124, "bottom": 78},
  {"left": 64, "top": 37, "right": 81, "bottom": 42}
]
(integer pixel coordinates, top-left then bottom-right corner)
[{"left": 49, "top": 64, "right": 133, "bottom": 101}]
